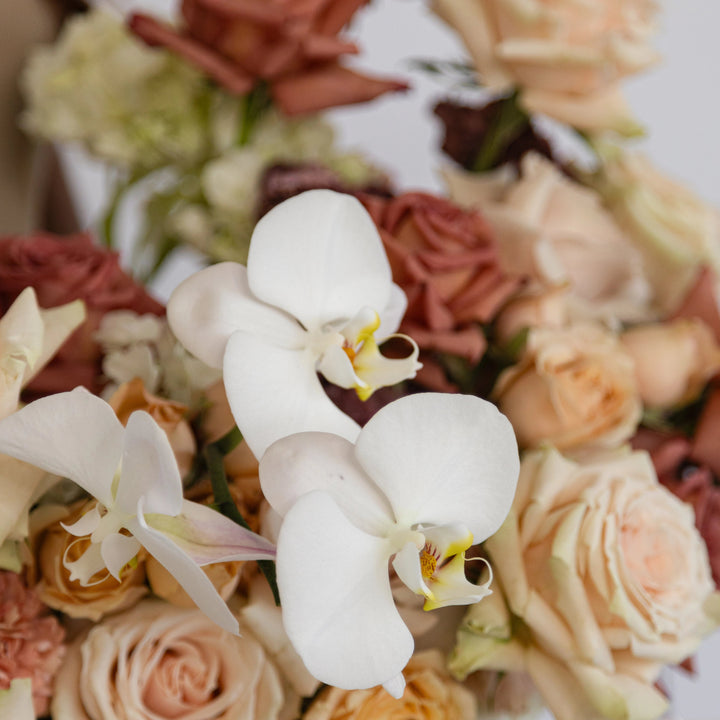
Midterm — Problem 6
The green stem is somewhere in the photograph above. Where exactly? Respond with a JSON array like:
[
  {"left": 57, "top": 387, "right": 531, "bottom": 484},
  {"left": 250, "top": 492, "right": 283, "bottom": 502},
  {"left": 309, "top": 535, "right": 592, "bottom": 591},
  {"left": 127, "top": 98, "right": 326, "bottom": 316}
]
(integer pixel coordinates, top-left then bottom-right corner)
[
  {"left": 100, "top": 178, "right": 128, "bottom": 248},
  {"left": 204, "top": 427, "right": 280, "bottom": 605}
]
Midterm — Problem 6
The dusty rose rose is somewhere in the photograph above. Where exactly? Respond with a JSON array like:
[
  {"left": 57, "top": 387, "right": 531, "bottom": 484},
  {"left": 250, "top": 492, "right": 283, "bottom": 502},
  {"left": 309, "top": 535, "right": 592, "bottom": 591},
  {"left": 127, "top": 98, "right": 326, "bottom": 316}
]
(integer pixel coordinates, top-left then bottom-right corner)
[
  {"left": 28, "top": 501, "right": 148, "bottom": 621},
  {"left": 0, "top": 232, "right": 164, "bottom": 395},
  {"left": 494, "top": 323, "right": 641, "bottom": 451},
  {"left": 108, "top": 378, "right": 196, "bottom": 478},
  {"left": 672, "top": 267, "right": 720, "bottom": 343},
  {"left": 129, "top": 0, "right": 407, "bottom": 115},
  {"left": 444, "top": 154, "right": 653, "bottom": 325},
  {"left": 0, "top": 571, "right": 65, "bottom": 716},
  {"left": 52, "top": 599, "right": 284, "bottom": 720},
  {"left": 431, "top": 0, "right": 657, "bottom": 134},
  {"left": 451, "top": 448, "right": 720, "bottom": 720},
  {"left": 362, "top": 192, "right": 522, "bottom": 390},
  {"left": 305, "top": 650, "right": 476, "bottom": 720},
  {"left": 621, "top": 319, "right": 720, "bottom": 409}
]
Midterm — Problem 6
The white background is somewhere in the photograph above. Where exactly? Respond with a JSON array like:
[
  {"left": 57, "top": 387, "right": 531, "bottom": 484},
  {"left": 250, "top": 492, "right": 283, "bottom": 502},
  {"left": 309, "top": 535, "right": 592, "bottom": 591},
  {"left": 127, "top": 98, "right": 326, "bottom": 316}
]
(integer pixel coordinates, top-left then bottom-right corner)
[{"left": 68, "top": 1, "right": 720, "bottom": 718}]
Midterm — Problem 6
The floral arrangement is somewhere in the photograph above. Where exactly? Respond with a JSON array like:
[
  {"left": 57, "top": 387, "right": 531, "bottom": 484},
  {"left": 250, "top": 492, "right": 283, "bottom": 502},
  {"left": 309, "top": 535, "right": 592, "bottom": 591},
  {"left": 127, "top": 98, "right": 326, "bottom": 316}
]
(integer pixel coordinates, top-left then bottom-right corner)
[{"left": 3, "top": 1, "right": 720, "bottom": 720}]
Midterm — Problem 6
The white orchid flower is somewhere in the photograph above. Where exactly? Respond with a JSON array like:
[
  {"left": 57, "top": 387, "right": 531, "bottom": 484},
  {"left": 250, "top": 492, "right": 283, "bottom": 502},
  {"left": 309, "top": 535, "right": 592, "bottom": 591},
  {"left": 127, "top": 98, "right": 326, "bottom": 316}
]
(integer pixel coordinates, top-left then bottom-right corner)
[
  {"left": 0, "top": 287, "right": 85, "bottom": 555},
  {"left": 0, "top": 387, "right": 275, "bottom": 634},
  {"left": 168, "top": 189, "right": 421, "bottom": 459},
  {"left": 259, "top": 393, "right": 520, "bottom": 698}
]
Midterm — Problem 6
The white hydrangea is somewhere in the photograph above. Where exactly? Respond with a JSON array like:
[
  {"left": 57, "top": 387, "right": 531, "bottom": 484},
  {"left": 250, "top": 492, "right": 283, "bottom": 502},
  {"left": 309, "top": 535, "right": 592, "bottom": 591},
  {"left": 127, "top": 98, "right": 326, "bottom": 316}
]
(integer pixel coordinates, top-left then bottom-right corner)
[{"left": 22, "top": 8, "right": 212, "bottom": 171}]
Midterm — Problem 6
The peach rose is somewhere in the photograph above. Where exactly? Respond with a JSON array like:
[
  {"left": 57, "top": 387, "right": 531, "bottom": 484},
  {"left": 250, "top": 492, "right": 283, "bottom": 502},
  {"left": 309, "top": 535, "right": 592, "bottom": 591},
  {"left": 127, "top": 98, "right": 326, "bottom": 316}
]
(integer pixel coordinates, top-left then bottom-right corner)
[
  {"left": 52, "top": 599, "right": 284, "bottom": 720},
  {"left": 450, "top": 448, "right": 720, "bottom": 720},
  {"left": 621, "top": 319, "right": 720, "bottom": 409},
  {"left": 493, "top": 284, "right": 568, "bottom": 346},
  {"left": 305, "top": 650, "right": 476, "bottom": 720},
  {"left": 494, "top": 323, "right": 641, "bottom": 451},
  {"left": 596, "top": 152, "right": 720, "bottom": 313},
  {"left": 444, "top": 154, "right": 653, "bottom": 324},
  {"left": 431, "top": 0, "right": 657, "bottom": 134},
  {"left": 108, "top": 378, "right": 196, "bottom": 478},
  {"left": 28, "top": 501, "right": 147, "bottom": 621}
]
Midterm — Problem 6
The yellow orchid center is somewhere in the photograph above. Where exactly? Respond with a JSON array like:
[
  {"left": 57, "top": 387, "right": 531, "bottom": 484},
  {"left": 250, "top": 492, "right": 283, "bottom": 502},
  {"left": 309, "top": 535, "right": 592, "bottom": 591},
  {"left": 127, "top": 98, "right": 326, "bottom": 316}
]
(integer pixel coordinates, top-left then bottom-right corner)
[{"left": 420, "top": 543, "right": 440, "bottom": 579}]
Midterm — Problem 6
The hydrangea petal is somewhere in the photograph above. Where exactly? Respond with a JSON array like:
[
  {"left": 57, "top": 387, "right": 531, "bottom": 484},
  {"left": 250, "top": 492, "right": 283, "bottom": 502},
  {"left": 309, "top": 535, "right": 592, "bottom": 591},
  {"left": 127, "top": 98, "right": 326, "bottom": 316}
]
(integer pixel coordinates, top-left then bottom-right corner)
[
  {"left": 260, "top": 432, "right": 394, "bottom": 535},
  {"left": 0, "top": 388, "right": 123, "bottom": 507},
  {"left": 277, "top": 491, "right": 413, "bottom": 691},
  {"left": 168, "top": 261, "right": 304, "bottom": 369},
  {"left": 129, "top": 516, "right": 240, "bottom": 635},
  {"left": 223, "top": 332, "right": 360, "bottom": 459},
  {"left": 247, "top": 190, "right": 392, "bottom": 330},
  {"left": 355, "top": 393, "right": 519, "bottom": 540},
  {"left": 117, "top": 411, "right": 183, "bottom": 517}
]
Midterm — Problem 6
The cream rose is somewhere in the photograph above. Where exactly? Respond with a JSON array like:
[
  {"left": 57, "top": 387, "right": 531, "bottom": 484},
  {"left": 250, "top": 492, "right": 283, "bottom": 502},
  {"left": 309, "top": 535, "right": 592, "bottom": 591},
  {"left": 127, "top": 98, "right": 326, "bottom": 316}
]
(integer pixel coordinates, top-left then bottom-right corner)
[
  {"left": 305, "top": 650, "right": 476, "bottom": 720},
  {"left": 52, "top": 599, "right": 284, "bottom": 720},
  {"left": 444, "top": 154, "right": 653, "bottom": 325},
  {"left": 621, "top": 318, "right": 720, "bottom": 409},
  {"left": 494, "top": 323, "right": 641, "bottom": 451},
  {"left": 450, "top": 448, "right": 720, "bottom": 720},
  {"left": 596, "top": 152, "right": 720, "bottom": 312},
  {"left": 431, "top": 0, "right": 657, "bottom": 133}
]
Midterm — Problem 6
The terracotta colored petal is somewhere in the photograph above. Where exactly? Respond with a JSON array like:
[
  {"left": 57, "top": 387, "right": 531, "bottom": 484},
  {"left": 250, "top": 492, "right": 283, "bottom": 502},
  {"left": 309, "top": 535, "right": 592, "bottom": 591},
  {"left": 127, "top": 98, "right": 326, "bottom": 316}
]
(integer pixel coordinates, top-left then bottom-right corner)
[
  {"left": 302, "top": 33, "right": 358, "bottom": 62},
  {"left": 450, "top": 270, "right": 523, "bottom": 323},
  {"left": 691, "top": 388, "right": 720, "bottom": 474},
  {"left": 271, "top": 64, "right": 408, "bottom": 116},
  {"left": 182, "top": 0, "right": 285, "bottom": 24},
  {"left": 129, "top": 14, "right": 254, "bottom": 95},
  {"left": 672, "top": 267, "right": 720, "bottom": 343},
  {"left": 316, "top": 0, "right": 369, "bottom": 35},
  {"left": 403, "top": 322, "right": 487, "bottom": 363}
]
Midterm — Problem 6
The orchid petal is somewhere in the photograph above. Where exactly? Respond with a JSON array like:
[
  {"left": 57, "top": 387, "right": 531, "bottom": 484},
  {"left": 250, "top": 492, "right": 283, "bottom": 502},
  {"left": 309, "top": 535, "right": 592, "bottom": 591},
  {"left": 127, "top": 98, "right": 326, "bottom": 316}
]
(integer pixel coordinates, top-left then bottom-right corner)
[
  {"left": 377, "top": 284, "right": 408, "bottom": 340},
  {"left": 64, "top": 542, "right": 106, "bottom": 585},
  {"left": 223, "top": 332, "right": 359, "bottom": 459},
  {"left": 25, "top": 299, "right": 86, "bottom": 385},
  {"left": 352, "top": 334, "right": 420, "bottom": 399},
  {"left": 260, "top": 432, "right": 394, "bottom": 535},
  {"left": 392, "top": 539, "right": 430, "bottom": 597},
  {"left": 117, "top": 411, "right": 182, "bottom": 517},
  {"left": 61, "top": 504, "right": 102, "bottom": 537},
  {"left": 277, "top": 490, "right": 413, "bottom": 691},
  {"left": 129, "top": 516, "right": 240, "bottom": 635},
  {"left": 168, "top": 261, "right": 304, "bottom": 369},
  {"left": 145, "top": 500, "right": 275, "bottom": 565},
  {"left": 423, "top": 553, "right": 492, "bottom": 611},
  {"left": 316, "top": 344, "right": 364, "bottom": 390},
  {"left": 0, "top": 388, "right": 123, "bottom": 507},
  {"left": 101, "top": 532, "right": 142, "bottom": 581},
  {"left": 0, "top": 287, "right": 44, "bottom": 372},
  {"left": 355, "top": 393, "right": 519, "bottom": 540},
  {"left": 382, "top": 673, "right": 406, "bottom": 700},
  {"left": 247, "top": 190, "right": 392, "bottom": 330}
]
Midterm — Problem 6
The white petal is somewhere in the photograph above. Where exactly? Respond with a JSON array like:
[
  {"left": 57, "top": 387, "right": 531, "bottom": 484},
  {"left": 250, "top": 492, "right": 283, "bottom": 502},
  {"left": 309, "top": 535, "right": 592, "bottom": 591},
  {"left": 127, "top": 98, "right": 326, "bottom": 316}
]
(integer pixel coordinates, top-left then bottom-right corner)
[
  {"left": 167, "top": 261, "right": 304, "bottom": 369},
  {"left": 25, "top": 299, "right": 86, "bottom": 385},
  {"left": 101, "top": 532, "right": 142, "bottom": 581},
  {"left": 0, "top": 679, "right": 34, "bottom": 720},
  {"left": 277, "top": 491, "right": 413, "bottom": 691},
  {"left": 392, "top": 540, "right": 430, "bottom": 596},
  {"left": 382, "top": 673, "right": 406, "bottom": 700},
  {"left": 260, "top": 432, "right": 394, "bottom": 535},
  {"left": 0, "top": 287, "right": 43, "bottom": 371},
  {"left": 62, "top": 504, "right": 102, "bottom": 537},
  {"left": 118, "top": 411, "right": 183, "bottom": 516},
  {"left": 64, "top": 542, "right": 106, "bottom": 585},
  {"left": 316, "top": 344, "right": 363, "bottom": 390},
  {"left": 0, "top": 388, "right": 123, "bottom": 507},
  {"left": 424, "top": 554, "right": 493, "bottom": 611},
  {"left": 248, "top": 190, "right": 392, "bottom": 331},
  {"left": 355, "top": 394, "right": 519, "bottom": 541},
  {"left": 377, "top": 284, "right": 408, "bottom": 340},
  {"left": 129, "top": 516, "right": 240, "bottom": 635},
  {"left": 145, "top": 499, "right": 275, "bottom": 565},
  {"left": 223, "top": 332, "right": 359, "bottom": 459}
]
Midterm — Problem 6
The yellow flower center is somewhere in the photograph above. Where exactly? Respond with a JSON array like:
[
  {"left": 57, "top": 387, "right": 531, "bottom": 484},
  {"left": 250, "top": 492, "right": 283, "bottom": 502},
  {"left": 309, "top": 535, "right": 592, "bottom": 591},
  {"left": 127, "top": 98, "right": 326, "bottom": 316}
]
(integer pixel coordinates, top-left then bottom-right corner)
[{"left": 420, "top": 544, "right": 439, "bottom": 579}]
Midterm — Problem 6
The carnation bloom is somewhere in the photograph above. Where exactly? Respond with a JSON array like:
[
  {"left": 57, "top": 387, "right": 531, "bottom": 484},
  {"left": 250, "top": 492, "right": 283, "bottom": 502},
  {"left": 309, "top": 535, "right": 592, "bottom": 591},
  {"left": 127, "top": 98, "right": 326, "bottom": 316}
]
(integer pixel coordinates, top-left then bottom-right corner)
[
  {"left": 169, "top": 190, "right": 421, "bottom": 459},
  {"left": 0, "top": 571, "right": 65, "bottom": 716},
  {"left": 259, "top": 393, "right": 519, "bottom": 697},
  {"left": 0, "top": 388, "right": 275, "bottom": 635}
]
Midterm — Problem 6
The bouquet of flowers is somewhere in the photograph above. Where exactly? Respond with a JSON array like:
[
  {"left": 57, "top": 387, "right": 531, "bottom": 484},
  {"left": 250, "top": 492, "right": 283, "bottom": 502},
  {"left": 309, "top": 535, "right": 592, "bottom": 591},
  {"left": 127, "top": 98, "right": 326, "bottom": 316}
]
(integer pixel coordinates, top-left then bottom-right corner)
[{"left": 2, "top": 1, "right": 720, "bottom": 720}]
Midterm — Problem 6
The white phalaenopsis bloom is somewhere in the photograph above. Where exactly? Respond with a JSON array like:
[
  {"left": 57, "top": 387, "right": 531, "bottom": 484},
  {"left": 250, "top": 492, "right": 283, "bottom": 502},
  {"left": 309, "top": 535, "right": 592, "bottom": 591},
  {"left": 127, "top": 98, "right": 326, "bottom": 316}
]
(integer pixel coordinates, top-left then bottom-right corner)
[
  {"left": 259, "top": 393, "right": 520, "bottom": 698},
  {"left": 168, "top": 189, "right": 421, "bottom": 459},
  {"left": 0, "top": 388, "right": 275, "bottom": 634}
]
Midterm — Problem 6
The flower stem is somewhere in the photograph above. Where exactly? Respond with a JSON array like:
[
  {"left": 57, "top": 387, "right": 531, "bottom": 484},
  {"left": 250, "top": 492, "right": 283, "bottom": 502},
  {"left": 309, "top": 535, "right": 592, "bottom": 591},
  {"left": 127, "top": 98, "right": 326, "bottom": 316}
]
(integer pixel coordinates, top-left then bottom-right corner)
[{"left": 205, "top": 427, "right": 280, "bottom": 605}]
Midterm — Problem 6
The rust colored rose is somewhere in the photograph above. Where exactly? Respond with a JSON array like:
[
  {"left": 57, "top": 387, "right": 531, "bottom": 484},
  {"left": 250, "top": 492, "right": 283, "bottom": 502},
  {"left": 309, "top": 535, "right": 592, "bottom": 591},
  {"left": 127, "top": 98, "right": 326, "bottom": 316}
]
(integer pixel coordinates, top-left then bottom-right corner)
[
  {"left": 0, "top": 232, "right": 164, "bottom": 395},
  {"left": 0, "top": 571, "right": 66, "bottom": 716},
  {"left": 363, "top": 192, "right": 522, "bottom": 390},
  {"left": 129, "top": 0, "right": 407, "bottom": 115}
]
